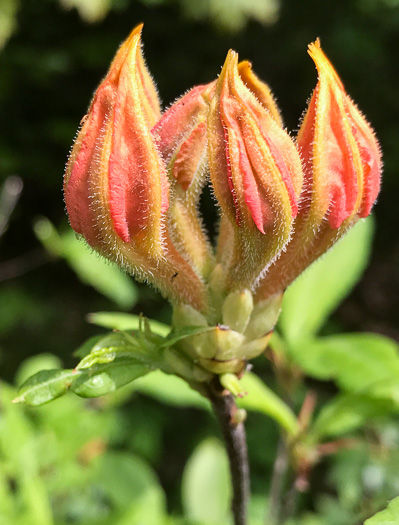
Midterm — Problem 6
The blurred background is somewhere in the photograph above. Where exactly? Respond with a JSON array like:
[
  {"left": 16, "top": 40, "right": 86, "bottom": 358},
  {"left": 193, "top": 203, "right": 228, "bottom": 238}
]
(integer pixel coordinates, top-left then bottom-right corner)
[{"left": 1, "top": 1, "right": 399, "bottom": 524}]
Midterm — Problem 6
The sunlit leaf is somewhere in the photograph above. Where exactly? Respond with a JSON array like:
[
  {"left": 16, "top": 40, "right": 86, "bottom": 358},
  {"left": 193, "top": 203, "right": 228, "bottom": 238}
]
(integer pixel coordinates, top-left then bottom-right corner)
[
  {"left": 15, "top": 369, "right": 79, "bottom": 406},
  {"left": 59, "top": 0, "right": 112, "bottom": 23},
  {"left": 237, "top": 372, "right": 299, "bottom": 437},
  {"left": 279, "top": 217, "right": 374, "bottom": 343},
  {"left": 364, "top": 495, "right": 399, "bottom": 524},
  {"left": 287, "top": 333, "right": 399, "bottom": 392},
  {"left": 311, "top": 386, "right": 399, "bottom": 440}
]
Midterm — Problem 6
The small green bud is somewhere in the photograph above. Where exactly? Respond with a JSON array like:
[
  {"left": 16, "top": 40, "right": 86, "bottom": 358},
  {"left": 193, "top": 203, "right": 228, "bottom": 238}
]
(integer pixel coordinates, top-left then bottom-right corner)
[
  {"left": 220, "top": 373, "right": 246, "bottom": 397},
  {"left": 244, "top": 293, "right": 283, "bottom": 340},
  {"left": 222, "top": 289, "right": 254, "bottom": 333}
]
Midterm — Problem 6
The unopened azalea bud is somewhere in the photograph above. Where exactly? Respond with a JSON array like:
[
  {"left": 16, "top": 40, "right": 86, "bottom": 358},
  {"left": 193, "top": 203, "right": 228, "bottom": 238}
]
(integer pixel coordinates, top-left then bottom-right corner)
[
  {"left": 256, "top": 40, "right": 382, "bottom": 300},
  {"left": 152, "top": 84, "right": 215, "bottom": 277},
  {"left": 64, "top": 25, "right": 207, "bottom": 311},
  {"left": 64, "top": 24, "right": 167, "bottom": 254},
  {"left": 208, "top": 50, "right": 303, "bottom": 290}
]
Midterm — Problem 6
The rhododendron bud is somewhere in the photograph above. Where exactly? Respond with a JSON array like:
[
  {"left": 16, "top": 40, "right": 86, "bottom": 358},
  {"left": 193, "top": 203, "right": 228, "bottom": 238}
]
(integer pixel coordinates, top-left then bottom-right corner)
[
  {"left": 256, "top": 40, "right": 382, "bottom": 300},
  {"left": 152, "top": 84, "right": 216, "bottom": 277},
  {"left": 64, "top": 24, "right": 167, "bottom": 253},
  {"left": 208, "top": 50, "right": 303, "bottom": 290},
  {"left": 64, "top": 25, "right": 207, "bottom": 311}
]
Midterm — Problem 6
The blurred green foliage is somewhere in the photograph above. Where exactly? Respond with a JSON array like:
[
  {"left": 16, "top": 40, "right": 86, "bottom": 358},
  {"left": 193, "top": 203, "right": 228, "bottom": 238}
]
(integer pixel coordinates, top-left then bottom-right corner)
[{"left": 1, "top": 0, "right": 399, "bottom": 523}]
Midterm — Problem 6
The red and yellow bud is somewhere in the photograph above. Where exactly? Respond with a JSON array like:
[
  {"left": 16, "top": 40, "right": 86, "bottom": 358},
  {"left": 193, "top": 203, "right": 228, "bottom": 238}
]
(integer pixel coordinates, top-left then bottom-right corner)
[
  {"left": 64, "top": 28, "right": 382, "bottom": 378},
  {"left": 208, "top": 50, "right": 303, "bottom": 289},
  {"left": 64, "top": 25, "right": 207, "bottom": 311},
  {"left": 256, "top": 40, "right": 382, "bottom": 300},
  {"left": 64, "top": 24, "right": 167, "bottom": 254}
]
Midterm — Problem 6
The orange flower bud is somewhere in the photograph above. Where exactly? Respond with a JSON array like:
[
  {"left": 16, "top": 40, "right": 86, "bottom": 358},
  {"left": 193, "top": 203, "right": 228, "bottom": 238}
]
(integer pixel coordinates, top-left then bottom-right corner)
[
  {"left": 64, "top": 25, "right": 207, "bottom": 311},
  {"left": 208, "top": 50, "right": 303, "bottom": 289},
  {"left": 64, "top": 24, "right": 167, "bottom": 253},
  {"left": 256, "top": 40, "right": 382, "bottom": 300}
]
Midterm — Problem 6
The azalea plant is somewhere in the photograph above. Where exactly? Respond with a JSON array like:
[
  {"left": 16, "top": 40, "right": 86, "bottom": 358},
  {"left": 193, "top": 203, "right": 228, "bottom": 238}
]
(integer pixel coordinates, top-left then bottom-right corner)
[{"left": 14, "top": 24, "right": 385, "bottom": 525}]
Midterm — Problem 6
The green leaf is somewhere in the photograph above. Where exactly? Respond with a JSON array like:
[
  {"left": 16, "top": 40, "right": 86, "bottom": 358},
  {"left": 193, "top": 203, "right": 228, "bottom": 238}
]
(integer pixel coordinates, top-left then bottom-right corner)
[
  {"left": 182, "top": 438, "right": 231, "bottom": 525},
  {"left": 87, "top": 311, "right": 170, "bottom": 336},
  {"left": 279, "top": 217, "right": 374, "bottom": 343},
  {"left": 71, "top": 359, "right": 150, "bottom": 398},
  {"left": 308, "top": 386, "right": 399, "bottom": 442},
  {"left": 34, "top": 217, "right": 138, "bottom": 308},
  {"left": 364, "top": 496, "right": 399, "bottom": 524},
  {"left": 237, "top": 372, "right": 299, "bottom": 437},
  {"left": 287, "top": 333, "right": 399, "bottom": 392},
  {"left": 15, "top": 369, "right": 78, "bottom": 406}
]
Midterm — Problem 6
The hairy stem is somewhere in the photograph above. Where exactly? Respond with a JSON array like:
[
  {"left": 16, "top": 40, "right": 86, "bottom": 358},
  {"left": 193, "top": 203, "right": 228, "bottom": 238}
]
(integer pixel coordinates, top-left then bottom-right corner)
[{"left": 207, "top": 379, "right": 250, "bottom": 525}]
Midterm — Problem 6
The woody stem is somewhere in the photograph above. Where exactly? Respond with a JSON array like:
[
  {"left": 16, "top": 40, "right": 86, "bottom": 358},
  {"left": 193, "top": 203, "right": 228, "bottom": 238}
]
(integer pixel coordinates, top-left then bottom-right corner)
[{"left": 207, "top": 378, "right": 250, "bottom": 525}]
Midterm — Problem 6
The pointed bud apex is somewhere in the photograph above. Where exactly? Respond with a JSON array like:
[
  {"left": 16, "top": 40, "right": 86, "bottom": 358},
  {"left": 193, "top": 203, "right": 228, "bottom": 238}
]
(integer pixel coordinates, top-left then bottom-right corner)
[{"left": 238, "top": 60, "right": 283, "bottom": 126}]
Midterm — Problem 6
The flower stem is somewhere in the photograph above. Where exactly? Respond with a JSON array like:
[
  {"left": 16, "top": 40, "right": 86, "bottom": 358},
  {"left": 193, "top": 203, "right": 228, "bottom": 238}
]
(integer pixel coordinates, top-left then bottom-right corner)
[{"left": 207, "top": 378, "right": 250, "bottom": 525}]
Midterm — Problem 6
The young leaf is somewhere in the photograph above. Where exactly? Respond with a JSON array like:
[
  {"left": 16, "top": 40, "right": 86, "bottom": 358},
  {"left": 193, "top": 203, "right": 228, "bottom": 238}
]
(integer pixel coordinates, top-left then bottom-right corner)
[
  {"left": 364, "top": 496, "right": 399, "bottom": 524},
  {"left": 158, "top": 326, "right": 213, "bottom": 348},
  {"left": 14, "top": 369, "right": 79, "bottom": 406},
  {"left": 182, "top": 438, "right": 231, "bottom": 525},
  {"left": 71, "top": 360, "right": 150, "bottom": 398},
  {"left": 279, "top": 217, "right": 374, "bottom": 343}
]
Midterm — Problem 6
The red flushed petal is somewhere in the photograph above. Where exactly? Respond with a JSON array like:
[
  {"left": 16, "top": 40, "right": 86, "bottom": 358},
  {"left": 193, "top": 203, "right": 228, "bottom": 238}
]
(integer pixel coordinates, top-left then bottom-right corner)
[
  {"left": 346, "top": 100, "right": 381, "bottom": 218},
  {"left": 152, "top": 84, "right": 213, "bottom": 163},
  {"left": 64, "top": 82, "right": 116, "bottom": 245},
  {"left": 172, "top": 121, "right": 207, "bottom": 190},
  {"left": 108, "top": 54, "right": 167, "bottom": 243}
]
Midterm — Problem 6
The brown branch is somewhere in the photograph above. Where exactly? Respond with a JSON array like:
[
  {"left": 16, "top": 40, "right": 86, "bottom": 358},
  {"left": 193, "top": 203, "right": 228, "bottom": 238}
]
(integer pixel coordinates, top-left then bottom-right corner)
[{"left": 207, "top": 378, "right": 250, "bottom": 525}]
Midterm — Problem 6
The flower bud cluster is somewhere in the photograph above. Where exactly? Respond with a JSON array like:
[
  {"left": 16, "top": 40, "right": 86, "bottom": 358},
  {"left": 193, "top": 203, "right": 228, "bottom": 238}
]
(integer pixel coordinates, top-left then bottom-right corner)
[{"left": 64, "top": 26, "right": 381, "bottom": 375}]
